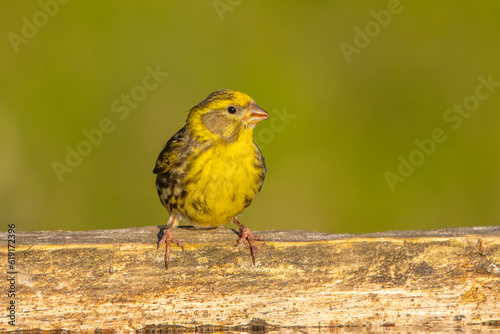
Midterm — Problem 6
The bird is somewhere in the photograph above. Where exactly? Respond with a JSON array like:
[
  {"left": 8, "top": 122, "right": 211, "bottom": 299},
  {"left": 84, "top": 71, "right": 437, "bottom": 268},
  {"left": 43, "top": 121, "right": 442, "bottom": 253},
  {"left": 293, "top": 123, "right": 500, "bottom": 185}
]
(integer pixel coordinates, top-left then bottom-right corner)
[{"left": 153, "top": 89, "right": 269, "bottom": 269}]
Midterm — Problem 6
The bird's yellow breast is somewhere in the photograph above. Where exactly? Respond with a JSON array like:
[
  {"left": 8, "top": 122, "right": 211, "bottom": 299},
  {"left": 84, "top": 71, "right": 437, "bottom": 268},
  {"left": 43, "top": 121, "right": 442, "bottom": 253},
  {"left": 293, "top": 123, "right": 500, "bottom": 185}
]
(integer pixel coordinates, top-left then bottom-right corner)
[{"left": 181, "top": 131, "right": 263, "bottom": 227}]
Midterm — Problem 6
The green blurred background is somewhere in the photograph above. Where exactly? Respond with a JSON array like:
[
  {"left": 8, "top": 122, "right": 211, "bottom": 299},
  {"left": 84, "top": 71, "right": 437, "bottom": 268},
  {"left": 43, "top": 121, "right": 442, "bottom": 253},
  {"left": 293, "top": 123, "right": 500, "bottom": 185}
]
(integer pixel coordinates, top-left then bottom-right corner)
[{"left": 2, "top": 1, "right": 500, "bottom": 234}]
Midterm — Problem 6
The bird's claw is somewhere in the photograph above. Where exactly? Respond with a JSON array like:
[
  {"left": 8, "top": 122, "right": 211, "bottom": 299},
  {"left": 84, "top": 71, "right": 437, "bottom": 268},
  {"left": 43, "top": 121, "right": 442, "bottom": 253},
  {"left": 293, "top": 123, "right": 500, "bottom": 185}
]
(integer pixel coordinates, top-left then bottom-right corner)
[
  {"left": 236, "top": 225, "right": 263, "bottom": 265},
  {"left": 157, "top": 228, "right": 184, "bottom": 270}
]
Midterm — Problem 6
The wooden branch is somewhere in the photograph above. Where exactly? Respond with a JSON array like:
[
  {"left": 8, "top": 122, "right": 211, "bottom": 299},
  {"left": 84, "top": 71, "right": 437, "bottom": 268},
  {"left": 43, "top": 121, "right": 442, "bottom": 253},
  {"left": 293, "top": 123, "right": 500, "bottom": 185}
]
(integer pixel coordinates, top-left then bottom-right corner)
[{"left": 1, "top": 226, "right": 500, "bottom": 332}]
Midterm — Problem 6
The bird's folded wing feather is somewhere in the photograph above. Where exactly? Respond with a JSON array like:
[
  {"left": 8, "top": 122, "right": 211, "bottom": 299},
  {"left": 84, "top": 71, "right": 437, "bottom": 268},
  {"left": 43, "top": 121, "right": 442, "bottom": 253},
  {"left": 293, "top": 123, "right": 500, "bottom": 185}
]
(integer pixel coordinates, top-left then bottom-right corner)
[{"left": 153, "top": 126, "right": 189, "bottom": 174}]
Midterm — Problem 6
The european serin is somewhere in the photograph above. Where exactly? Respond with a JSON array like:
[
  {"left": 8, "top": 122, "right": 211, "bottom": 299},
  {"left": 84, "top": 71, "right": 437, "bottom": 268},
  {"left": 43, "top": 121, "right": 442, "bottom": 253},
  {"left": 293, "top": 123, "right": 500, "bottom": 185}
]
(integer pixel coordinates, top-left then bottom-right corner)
[{"left": 153, "top": 89, "right": 269, "bottom": 269}]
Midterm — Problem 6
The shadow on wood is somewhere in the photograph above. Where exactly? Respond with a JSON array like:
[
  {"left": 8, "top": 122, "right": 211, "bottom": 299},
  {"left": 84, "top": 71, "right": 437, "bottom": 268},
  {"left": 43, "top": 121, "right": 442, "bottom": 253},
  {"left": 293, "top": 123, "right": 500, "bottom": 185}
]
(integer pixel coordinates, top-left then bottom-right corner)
[{"left": 1, "top": 226, "right": 500, "bottom": 332}]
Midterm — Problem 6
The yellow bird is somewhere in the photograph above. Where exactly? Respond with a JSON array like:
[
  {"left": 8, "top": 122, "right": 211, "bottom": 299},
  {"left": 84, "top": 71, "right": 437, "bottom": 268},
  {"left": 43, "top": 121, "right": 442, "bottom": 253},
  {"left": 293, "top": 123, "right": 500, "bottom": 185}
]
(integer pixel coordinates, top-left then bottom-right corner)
[{"left": 153, "top": 89, "right": 269, "bottom": 269}]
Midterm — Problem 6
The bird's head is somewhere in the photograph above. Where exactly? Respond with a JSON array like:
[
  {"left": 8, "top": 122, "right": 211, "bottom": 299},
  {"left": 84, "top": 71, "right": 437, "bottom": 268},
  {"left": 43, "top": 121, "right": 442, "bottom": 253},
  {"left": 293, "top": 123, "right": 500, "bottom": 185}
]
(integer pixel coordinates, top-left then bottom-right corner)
[{"left": 186, "top": 89, "right": 269, "bottom": 143}]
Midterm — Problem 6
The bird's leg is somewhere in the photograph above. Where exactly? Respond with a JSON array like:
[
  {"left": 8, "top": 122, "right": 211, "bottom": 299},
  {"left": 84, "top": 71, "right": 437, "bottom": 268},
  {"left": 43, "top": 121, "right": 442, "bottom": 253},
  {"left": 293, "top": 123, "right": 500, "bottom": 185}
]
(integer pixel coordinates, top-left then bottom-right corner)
[
  {"left": 157, "top": 216, "right": 184, "bottom": 270},
  {"left": 233, "top": 218, "right": 263, "bottom": 265}
]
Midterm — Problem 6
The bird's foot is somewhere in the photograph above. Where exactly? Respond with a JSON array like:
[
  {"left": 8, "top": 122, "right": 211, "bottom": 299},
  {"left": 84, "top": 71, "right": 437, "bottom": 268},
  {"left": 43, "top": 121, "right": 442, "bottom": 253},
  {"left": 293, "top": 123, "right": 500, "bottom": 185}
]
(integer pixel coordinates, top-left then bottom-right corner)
[
  {"left": 233, "top": 218, "right": 263, "bottom": 265},
  {"left": 157, "top": 228, "right": 184, "bottom": 270}
]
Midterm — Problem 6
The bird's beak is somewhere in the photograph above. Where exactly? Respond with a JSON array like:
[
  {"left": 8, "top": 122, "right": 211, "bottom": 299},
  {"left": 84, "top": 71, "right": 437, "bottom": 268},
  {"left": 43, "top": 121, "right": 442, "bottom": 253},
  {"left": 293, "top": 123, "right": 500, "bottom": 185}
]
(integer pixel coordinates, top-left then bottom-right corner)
[{"left": 245, "top": 104, "right": 269, "bottom": 124}]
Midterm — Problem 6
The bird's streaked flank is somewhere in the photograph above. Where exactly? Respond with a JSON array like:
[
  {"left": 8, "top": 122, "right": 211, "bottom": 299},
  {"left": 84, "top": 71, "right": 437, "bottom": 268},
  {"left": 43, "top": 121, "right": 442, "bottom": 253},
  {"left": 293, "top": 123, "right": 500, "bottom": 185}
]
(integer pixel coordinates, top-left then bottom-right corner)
[{"left": 153, "top": 89, "right": 269, "bottom": 269}]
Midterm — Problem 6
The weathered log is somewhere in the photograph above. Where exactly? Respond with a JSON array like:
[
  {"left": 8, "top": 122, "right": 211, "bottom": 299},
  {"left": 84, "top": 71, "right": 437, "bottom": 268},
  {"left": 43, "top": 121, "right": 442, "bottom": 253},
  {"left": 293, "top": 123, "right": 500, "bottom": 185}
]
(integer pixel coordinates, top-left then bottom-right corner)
[{"left": 1, "top": 225, "right": 500, "bottom": 332}]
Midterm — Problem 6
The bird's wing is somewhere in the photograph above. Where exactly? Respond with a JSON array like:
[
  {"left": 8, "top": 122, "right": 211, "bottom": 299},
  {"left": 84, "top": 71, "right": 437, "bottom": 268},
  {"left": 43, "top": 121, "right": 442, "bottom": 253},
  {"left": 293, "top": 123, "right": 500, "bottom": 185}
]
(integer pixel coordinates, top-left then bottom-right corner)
[{"left": 153, "top": 126, "right": 189, "bottom": 174}]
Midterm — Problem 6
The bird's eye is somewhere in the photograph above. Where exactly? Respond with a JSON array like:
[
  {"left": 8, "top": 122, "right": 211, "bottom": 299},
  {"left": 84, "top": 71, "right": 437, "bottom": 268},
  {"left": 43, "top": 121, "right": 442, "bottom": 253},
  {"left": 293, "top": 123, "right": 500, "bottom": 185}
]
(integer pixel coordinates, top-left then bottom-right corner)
[{"left": 227, "top": 106, "right": 237, "bottom": 114}]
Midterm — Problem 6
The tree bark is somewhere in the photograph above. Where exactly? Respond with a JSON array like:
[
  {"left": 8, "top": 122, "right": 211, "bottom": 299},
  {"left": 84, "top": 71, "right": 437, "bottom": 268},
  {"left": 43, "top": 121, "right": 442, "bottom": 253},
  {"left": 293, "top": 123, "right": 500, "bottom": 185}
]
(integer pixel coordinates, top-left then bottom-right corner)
[{"left": 1, "top": 225, "right": 500, "bottom": 332}]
